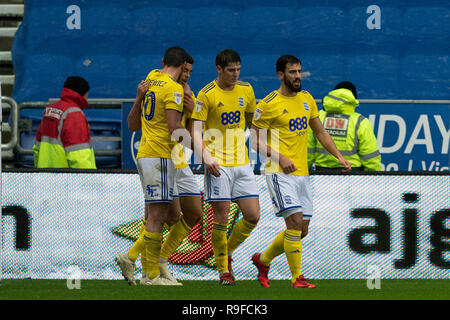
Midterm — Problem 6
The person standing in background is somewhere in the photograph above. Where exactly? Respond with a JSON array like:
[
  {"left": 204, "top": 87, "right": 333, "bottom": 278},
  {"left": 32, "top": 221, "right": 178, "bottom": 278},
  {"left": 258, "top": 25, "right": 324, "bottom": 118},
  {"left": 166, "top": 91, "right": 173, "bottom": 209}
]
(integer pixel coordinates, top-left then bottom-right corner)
[
  {"left": 308, "top": 81, "right": 381, "bottom": 172},
  {"left": 33, "top": 76, "right": 96, "bottom": 169}
]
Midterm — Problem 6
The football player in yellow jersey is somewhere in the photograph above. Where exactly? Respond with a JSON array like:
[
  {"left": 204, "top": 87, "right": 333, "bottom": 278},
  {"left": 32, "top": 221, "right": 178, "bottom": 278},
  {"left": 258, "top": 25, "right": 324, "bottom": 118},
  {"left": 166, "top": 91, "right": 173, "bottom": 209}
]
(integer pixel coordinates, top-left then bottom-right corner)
[
  {"left": 191, "top": 49, "right": 260, "bottom": 286},
  {"left": 250, "top": 55, "right": 351, "bottom": 289},
  {"left": 116, "top": 47, "right": 202, "bottom": 286}
]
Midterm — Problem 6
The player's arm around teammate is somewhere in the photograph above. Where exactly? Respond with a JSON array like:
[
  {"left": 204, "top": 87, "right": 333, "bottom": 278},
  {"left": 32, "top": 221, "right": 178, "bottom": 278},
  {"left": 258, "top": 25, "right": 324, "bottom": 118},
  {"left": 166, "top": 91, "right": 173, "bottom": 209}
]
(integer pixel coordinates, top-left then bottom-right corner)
[
  {"left": 158, "top": 58, "right": 205, "bottom": 285},
  {"left": 128, "top": 80, "right": 149, "bottom": 132}
]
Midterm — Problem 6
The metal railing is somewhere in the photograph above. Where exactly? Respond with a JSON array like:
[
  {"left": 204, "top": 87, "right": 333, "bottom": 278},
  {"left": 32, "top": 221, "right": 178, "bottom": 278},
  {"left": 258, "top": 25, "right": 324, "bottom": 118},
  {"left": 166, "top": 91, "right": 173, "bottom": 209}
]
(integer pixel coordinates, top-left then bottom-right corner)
[
  {"left": 12, "top": 100, "right": 125, "bottom": 157},
  {"left": 2, "top": 96, "right": 450, "bottom": 161},
  {"left": 17, "top": 99, "right": 124, "bottom": 156},
  {"left": 1, "top": 96, "right": 18, "bottom": 151}
]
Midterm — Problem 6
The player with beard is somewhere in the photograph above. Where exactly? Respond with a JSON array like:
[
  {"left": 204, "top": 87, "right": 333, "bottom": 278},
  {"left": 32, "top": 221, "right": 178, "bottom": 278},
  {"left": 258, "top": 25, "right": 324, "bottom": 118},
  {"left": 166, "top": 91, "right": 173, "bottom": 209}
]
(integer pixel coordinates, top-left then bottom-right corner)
[{"left": 250, "top": 55, "right": 351, "bottom": 288}]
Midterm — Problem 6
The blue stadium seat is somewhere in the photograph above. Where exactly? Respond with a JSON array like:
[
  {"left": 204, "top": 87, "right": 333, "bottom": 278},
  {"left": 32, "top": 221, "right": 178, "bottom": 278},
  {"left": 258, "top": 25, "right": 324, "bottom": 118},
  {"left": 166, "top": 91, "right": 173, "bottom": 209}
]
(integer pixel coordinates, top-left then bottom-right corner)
[
  {"left": 65, "top": 7, "right": 130, "bottom": 57},
  {"left": 292, "top": 7, "right": 347, "bottom": 48},
  {"left": 240, "top": 7, "right": 294, "bottom": 53},
  {"left": 186, "top": 8, "right": 241, "bottom": 52},
  {"left": 89, "top": 121, "right": 121, "bottom": 168},
  {"left": 129, "top": 7, "right": 188, "bottom": 56},
  {"left": 189, "top": 54, "right": 217, "bottom": 94},
  {"left": 240, "top": 54, "right": 280, "bottom": 98},
  {"left": 129, "top": 0, "right": 191, "bottom": 10},
  {"left": 347, "top": 6, "right": 403, "bottom": 53},
  {"left": 241, "top": 0, "right": 303, "bottom": 8},
  {"left": 404, "top": 7, "right": 450, "bottom": 50},
  {"left": 300, "top": 54, "right": 346, "bottom": 99},
  {"left": 23, "top": 6, "right": 74, "bottom": 55},
  {"left": 401, "top": 55, "right": 450, "bottom": 99},
  {"left": 126, "top": 55, "right": 162, "bottom": 95},
  {"left": 17, "top": 131, "right": 36, "bottom": 168},
  {"left": 73, "top": 54, "right": 128, "bottom": 98},
  {"left": 16, "top": 120, "right": 122, "bottom": 169},
  {"left": 13, "top": 54, "right": 74, "bottom": 103},
  {"left": 345, "top": 54, "right": 400, "bottom": 99}
]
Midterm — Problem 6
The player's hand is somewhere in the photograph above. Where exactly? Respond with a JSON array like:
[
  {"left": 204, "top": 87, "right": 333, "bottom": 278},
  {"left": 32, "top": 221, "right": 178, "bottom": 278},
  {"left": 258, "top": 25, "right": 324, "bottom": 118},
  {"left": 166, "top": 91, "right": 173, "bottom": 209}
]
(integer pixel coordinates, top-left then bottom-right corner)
[
  {"left": 183, "top": 83, "right": 192, "bottom": 96},
  {"left": 137, "top": 80, "right": 149, "bottom": 100},
  {"left": 279, "top": 154, "right": 297, "bottom": 174},
  {"left": 183, "top": 84, "right": 195, "bottom": 112},
  {"left": 338, "top": 157, "right": 352, "bottom": 172},
  {"left": 203, "top": 151, "right": 221, "bottom": 177}
]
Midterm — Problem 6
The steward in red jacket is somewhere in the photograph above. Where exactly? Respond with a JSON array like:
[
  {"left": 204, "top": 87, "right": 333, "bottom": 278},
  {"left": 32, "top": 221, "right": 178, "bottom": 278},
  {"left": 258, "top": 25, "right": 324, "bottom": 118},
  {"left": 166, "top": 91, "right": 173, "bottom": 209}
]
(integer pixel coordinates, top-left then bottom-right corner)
[{"left": 33, "top": 76, "right": 96, "bottom": 169}]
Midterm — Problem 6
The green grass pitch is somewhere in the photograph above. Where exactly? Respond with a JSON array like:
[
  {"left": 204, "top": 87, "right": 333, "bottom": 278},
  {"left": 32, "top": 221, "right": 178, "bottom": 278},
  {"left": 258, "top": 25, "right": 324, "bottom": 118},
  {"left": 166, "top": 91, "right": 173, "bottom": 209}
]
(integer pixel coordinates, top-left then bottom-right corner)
[{"left": 1, "top": 279, "right": 449, "bottom": 300}]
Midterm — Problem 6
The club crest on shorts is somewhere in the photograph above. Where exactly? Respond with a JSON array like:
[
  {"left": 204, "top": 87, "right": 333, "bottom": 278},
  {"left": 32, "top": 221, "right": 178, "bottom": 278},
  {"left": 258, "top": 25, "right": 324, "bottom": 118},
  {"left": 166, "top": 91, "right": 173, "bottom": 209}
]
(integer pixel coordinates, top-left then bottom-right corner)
[
  {"left": 174, "top": 92, "right": 182, "bottom": 105},
  {"left": 254, "top": 107, "right": 263, "bottom": 120}
]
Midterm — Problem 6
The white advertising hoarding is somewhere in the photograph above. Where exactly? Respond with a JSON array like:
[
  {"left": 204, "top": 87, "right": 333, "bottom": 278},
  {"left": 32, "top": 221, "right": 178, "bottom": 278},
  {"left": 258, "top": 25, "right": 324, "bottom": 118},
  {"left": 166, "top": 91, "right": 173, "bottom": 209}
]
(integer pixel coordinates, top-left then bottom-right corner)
[{"left": 1, "top": 172, "right": 449, "bottom": 280}]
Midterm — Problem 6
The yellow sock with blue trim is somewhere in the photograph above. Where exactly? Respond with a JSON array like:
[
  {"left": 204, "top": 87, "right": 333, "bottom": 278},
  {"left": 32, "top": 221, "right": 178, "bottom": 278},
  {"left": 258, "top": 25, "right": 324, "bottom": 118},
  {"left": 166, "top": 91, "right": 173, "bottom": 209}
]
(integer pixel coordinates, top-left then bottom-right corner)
[
  {"left": 143, "top": 231, "right": 162, "bottom": 279},
  {"left": 160, "top": 217, "right": 192, "bottom": 261},
  {"left": 211, "top": 222, "right": 228, "bottom": 274},
  {"left": 127, "top": 221, "right": 146, "bottom": 262},
  {"left": 260, "top": 230, "right": 285, "bottom": 266},
  {"left": 227, "top": 218, "right": 257, "bottom": 255},
  {"left": 284, "top": 229, "right": 303, "bottom": 283}
]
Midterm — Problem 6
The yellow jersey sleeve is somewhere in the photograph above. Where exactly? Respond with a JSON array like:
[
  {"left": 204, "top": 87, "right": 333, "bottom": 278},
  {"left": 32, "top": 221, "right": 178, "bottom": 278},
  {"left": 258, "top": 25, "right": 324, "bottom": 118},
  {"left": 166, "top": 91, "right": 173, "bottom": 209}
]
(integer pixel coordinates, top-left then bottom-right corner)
[
  {"left": 191, "top": 88, "right": 209, "bottom": 122},
  {"left": 252, "top": 91, "right": 276, "bottom": 129},
  {"left": 302, "top": 90, "right": 319, "bottom": 119},
  {"left": 165, "top": 83, "right": 184, "bottom": 113},
  {"left": 244, "top": 83, "right": 257, "bottom": 114}
]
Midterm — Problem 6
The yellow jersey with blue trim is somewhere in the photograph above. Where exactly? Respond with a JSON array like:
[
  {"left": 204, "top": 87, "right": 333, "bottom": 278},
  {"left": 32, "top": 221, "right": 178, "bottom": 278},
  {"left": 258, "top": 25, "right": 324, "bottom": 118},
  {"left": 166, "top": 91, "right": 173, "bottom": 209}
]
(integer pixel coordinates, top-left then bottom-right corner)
[
  {"left": 191, "top": 80, "right": 256, "bottom": 166},
  {"left": 252, "top": 90, "right": 319, "bottom": 176},
  {"left": 173, "top": 92, "right": 195, "bottom": 169},
  {"left": 137, "top": 69, "right": 184, "bottom": 160}
]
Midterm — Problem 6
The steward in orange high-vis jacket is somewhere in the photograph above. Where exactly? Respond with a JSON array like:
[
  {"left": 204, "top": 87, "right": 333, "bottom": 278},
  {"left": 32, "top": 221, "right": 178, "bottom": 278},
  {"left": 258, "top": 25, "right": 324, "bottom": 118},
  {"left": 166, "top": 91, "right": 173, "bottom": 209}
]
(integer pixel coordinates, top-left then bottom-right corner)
[{"left": 33, "top": 76, "right": 96, "bottom": 169}]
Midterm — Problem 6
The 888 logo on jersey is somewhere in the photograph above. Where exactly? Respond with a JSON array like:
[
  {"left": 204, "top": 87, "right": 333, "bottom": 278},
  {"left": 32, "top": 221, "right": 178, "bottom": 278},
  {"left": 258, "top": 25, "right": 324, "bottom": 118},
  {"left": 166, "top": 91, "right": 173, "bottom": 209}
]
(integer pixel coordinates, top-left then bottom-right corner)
[
  {"left": 221, "top": 111, "right": 241, "bottom": 125},
  {"left": 289, "top": 116, "right": 308, "bottom": 131}
]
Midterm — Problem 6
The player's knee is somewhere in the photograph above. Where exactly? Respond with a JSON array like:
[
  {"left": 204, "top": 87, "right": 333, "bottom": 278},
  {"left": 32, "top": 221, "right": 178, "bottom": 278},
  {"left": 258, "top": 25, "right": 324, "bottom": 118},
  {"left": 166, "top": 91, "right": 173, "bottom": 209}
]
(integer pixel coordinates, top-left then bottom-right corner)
[
  {"left": 184, "top": 210, "right": 202, "bottom": 227},
  {"left": 245, "top": 214, "right": 260, "bottom": 225},
  {"left": 166, "top": 214, "right": 181, "bottom": 227},
  {"left": 301, "top": 229, "right": 308, "bottom": 239},
  {"left": 301, "top": 223, "right": 310, "bottom": 239}
]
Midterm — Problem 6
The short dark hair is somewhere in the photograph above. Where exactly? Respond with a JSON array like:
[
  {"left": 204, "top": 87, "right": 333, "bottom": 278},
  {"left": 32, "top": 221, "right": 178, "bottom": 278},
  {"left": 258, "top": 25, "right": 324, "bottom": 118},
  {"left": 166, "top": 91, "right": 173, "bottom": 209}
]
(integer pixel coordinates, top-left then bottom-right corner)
[
  {"left": 334, "top": 81, "right": 357, "bottom": 99},
  {"left": 276, "top": 55, "right": 302, "bottom": 73},
  {"left": 163, "top": 46, "right": 188, "bottom": 67},
  {"left": 215, "top": 49, "right": 241, "bottom": 69},
  {"left": 64, "top": 76, "right": 89, "bottom": 96},
  {"left": 185, "top": 53, "right": 194, "bottom": 65}
]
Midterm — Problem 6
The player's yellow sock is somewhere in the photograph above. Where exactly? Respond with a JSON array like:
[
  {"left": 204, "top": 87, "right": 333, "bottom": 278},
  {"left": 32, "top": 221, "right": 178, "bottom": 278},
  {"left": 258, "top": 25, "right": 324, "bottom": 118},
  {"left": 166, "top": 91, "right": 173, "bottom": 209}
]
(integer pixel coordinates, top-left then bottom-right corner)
[
  {"left": 160, "top": 217, "right": 192, "bottom": 260},
  {"left": 227, "top": 218, "right": 256, "bottom": 254},
  {"left": 211, "top": 222, "right": 228, "bottom": 274},
  {"left": 143, "top": 231, "right": 162, "bottom": 279},
  {"left": 140, "top": 221, "right": 149, "bottom": 274},
  {"left": 127, "top": 221, "right": 146, "bottom": 262},
  {"left": 260, "top": 230, "right": 285, "bottom": 266},
  {"left": 284, "top": 229, "right": 303, "bottom": 283},
  {"left": 128, "top": 233, "right": 145, "bottom": 262},
  {"left": 141, "top": 248, "right": 149, "bottom": 275}
]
